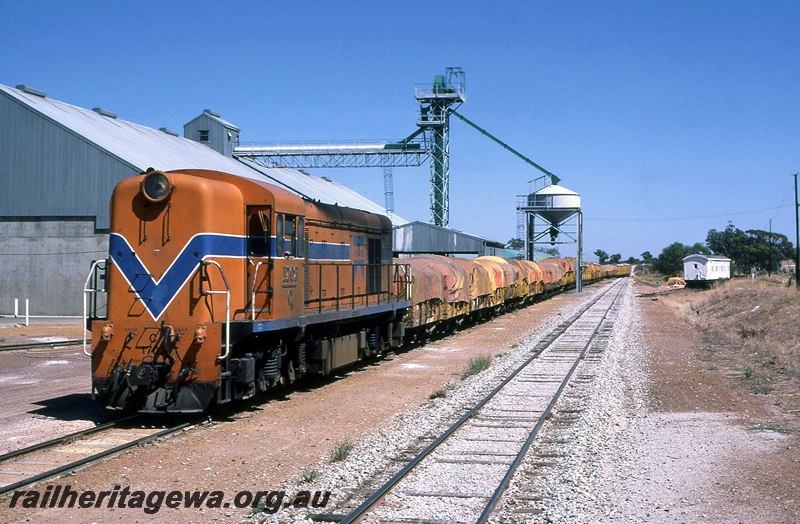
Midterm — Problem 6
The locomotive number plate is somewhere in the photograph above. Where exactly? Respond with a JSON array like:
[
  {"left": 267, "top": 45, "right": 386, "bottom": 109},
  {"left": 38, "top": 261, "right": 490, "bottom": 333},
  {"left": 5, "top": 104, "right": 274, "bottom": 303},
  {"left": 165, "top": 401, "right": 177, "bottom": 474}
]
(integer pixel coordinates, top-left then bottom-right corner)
[{"left": 282, "top": 265, "right": 298, "bottom": 287}]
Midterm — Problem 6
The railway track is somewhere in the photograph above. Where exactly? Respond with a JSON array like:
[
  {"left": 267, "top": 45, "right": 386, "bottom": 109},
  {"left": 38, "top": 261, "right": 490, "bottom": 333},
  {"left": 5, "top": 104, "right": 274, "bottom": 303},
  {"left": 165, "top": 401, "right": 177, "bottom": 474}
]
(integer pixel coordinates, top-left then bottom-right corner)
[
  {"left": 0, "top": 417, "right": 197, "bottom": 496},
  {"left": 0, "top": 339, "right": 83, "bottom": 352},
  {"left": 315, "top": 278, "right": 627, "bottom": 524}
]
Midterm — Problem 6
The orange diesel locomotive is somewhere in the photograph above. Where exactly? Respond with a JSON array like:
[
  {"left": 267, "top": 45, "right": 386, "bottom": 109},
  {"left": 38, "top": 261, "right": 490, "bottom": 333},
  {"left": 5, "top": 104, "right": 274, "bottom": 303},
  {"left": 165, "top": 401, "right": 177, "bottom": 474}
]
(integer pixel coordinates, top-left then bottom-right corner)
[
  {"left": 85, "top": 169, "right": 629, "bottom": 414},
  {"left": 87, "top": 169, "right": 409, "bottom": 413}
]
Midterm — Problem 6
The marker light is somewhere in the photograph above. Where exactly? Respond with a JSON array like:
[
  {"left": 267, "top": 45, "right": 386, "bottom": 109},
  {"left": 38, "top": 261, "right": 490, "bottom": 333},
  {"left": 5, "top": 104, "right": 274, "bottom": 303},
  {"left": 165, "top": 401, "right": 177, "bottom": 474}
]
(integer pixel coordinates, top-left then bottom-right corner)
[{"left": 141, "top": 171, "right": 173, "bottom": 202}]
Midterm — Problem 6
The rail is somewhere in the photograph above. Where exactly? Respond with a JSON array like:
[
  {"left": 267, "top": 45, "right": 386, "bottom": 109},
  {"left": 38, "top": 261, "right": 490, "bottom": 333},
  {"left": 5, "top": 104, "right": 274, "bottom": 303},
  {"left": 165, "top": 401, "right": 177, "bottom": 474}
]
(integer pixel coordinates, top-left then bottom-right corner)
[
  {"left": 477, "top": 278, "right": 626, "bottom": 522},
  {"left": 338, "top": 278, "right": 627, "bottom": 523},
  {"left": 0, "top": 417, "right": 196, "bottom": 496},
  {"left": 200, "top": 260, "right": 231, "bottom": 360},
  {"left": 414, "top": 82, "right": 466, "bottom": 101},
  {"left": 82, "top": 259, "right": 107, "bottom": 356},
  {"left": 0, "top": 339, "right": 83, "bottom": 352}
]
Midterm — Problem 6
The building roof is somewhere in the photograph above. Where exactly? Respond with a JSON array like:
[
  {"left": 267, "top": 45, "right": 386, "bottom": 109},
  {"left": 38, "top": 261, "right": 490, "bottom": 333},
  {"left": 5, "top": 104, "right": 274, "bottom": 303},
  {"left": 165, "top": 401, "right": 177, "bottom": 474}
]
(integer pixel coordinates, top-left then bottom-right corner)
[
  {"left": 394, "top": 221, "right": 503, "bottom": 254},
  {"left": 238, "top": 158, "right": 403, "bottom": 221},
  {"left": 0, "top": 83, "right": 405, "bottom": 225},
  {"left": 683, "top": 254, "right": 731, "bottom": 262},
  {"left": 190, "top": 109, "right": 241, "bottom": 131}
]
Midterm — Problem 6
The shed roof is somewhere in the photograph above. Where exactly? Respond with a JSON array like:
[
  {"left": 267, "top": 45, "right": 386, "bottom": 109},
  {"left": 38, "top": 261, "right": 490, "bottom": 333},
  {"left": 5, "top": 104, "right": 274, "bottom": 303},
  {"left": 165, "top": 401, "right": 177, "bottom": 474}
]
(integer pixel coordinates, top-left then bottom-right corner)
[
  {"left": 394, "top": 221, "right": 503, "bottom": 254},
  {"left": 0, "top": 83, "right": 405, "bottom": 225},
  {"left": 238, "top": 158, "right": 403, "bottom": 221},
  {"left": 186, "top": 109, "right": 240, "bottom": 131}
]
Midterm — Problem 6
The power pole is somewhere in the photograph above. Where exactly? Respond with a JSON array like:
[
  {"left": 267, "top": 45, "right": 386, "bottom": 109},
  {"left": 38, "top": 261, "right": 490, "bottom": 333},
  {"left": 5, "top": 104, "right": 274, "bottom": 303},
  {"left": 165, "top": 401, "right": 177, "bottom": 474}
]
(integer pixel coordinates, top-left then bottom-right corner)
[
  {"left": 795, "top": 173, "right": 799, "bottom": 288},
  {"left": 768, "top": 218, "right": 772, "bottom": 277}
]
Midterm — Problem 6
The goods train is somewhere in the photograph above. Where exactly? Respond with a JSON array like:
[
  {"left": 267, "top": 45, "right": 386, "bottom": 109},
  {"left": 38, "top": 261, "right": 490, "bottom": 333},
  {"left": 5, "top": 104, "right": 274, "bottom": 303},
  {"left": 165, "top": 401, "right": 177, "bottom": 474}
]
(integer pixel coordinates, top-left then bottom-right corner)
[{"left": 84, "top": 169, "right": 629, "bottom": 414}]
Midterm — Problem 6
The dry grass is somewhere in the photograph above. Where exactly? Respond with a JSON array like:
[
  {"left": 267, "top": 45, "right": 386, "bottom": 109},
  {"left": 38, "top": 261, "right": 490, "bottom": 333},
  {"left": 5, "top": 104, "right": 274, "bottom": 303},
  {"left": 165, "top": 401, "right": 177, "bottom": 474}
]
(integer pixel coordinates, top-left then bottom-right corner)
[
  {"left": 633, "top": 265, "right": 663, "bottom": 287},
  {"left": 690, "top": 276, "right": 800, "bottom": 377},
  {"left": 330, "top": 441, "right": 354, "bottom": 463},
  {"left": 460, "top": 355, "right": 492, "bottom": 380},
  {"left": 428, "top": 388, "right": 446, "bottom": 399}
]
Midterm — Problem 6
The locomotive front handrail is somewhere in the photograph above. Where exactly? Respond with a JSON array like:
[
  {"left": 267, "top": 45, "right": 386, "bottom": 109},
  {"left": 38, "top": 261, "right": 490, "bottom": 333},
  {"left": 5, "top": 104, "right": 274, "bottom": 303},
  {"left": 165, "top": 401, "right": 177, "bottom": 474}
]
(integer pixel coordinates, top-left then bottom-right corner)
[
  {"left": 249, "top": 260, "right": 272, "bottom": 321},
  {"left": 200, "top": 260, "right": 231, "bottom": 360},
  {"left": 82, "top": 259, "right": 108, "bottom": 356}
]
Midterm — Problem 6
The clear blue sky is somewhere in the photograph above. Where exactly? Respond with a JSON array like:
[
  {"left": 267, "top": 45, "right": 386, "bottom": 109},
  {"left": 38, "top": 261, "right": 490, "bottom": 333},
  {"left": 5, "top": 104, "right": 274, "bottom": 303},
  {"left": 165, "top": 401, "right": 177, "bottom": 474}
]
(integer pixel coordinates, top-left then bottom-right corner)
[{"left": 3, "top": 1, "right": 799, "bottom": 261}]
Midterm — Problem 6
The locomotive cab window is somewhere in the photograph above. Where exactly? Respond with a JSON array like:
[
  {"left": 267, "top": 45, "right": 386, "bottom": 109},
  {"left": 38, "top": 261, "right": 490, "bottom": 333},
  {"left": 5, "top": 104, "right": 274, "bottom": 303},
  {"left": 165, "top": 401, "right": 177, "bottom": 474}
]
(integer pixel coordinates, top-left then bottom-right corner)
[
  {"left": 279, "top": 215, "right": 304, "bottom": 257},
  {"left": 276, "top": 214, "right": 284, "bottom": 256},
  {"left": 297, "top": 217, "right": 305, "bottom": 257},
  {"left": 247, "top": 211, "right": 270, "bottom": 257},
  {"left": 285, "top": 216, "right": 295, "bottom": 256}
]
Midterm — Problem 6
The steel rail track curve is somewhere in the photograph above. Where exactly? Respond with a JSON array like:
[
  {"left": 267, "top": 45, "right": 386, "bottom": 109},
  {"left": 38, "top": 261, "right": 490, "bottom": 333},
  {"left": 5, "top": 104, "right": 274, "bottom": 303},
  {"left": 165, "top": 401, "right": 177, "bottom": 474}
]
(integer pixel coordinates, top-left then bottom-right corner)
[
  {"left": 0, "top": 417, "right": 198, "bottom": 496},
  {"left": 336, "top": 278, "right": 628, "bottom": 524}
]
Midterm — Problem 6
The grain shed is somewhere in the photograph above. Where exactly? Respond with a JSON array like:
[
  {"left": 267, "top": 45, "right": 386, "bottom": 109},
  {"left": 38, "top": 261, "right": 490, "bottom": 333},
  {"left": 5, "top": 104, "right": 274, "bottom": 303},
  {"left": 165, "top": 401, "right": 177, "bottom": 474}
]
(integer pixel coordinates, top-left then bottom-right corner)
[{"left": 0, "top": 83, "right": 403, "bottom": 315}]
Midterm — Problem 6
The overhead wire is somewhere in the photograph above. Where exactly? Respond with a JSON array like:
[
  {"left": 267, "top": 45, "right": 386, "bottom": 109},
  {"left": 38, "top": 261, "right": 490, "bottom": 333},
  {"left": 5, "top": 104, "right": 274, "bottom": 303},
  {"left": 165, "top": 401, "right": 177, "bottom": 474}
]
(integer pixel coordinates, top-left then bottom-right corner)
[{"left": 588, "top": 204, "right": 793, "bottom": 222}]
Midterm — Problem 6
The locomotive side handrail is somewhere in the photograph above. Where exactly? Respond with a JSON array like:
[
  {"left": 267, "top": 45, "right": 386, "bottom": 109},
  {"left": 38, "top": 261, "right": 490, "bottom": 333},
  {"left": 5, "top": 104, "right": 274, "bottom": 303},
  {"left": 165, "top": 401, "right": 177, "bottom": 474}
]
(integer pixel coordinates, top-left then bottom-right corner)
[
  {"left": 200, "top": 260, "right": 231, "bottom": 360},
  {"left": 82, "top": 259, "right": 108, "bottom": 356},
  {"left": 304, "top": 261, "right": 410, "bottom": 312},
  {"left": 394, "top": 263, "right": 411, "bottom": 301}
]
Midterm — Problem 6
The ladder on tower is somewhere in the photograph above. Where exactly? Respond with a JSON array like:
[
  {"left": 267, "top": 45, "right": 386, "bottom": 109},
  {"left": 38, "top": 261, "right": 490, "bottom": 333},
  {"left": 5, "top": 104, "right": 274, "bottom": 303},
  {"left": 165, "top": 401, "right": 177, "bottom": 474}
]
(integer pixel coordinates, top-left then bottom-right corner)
[{"left": 383, "top": 167, "right": 394, "bottom": 217}]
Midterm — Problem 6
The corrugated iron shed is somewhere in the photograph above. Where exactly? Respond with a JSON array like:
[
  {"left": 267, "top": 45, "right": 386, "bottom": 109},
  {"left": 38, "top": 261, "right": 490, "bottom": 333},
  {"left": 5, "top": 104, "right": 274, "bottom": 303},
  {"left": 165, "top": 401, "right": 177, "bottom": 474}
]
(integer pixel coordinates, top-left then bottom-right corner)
[
  {"left": 0, "top": 83, "right": 405, "bottom": 227},
  {"left": 394, "top": 221, "right": 504, "bottom": 256}
]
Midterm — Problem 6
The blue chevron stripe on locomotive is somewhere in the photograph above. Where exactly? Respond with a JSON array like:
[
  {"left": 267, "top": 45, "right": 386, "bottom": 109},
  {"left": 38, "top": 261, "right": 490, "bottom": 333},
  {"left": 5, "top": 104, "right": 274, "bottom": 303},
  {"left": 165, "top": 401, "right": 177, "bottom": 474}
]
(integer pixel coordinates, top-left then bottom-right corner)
[{"left": 109, "top": 233, "right": 246, "bottom": 320}]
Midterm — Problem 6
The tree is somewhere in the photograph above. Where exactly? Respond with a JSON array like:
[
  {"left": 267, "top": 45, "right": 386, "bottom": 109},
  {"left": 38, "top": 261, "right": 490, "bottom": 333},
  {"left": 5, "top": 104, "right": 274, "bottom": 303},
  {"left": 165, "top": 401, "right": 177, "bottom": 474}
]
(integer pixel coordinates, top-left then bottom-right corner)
[
  {"left": 594, "top": 249, "right": 609, "bottom": 264},
  {"left": 653, "top": 242, "right": 691, "bottom": 276},
  {"left": 541, "top": 246, "right": 561, "bottom": 257},
  {"left": 641, "top": 251, "right": 653, "bottom": 264},
  {"left": 745, "top": 229, "right": 794, "bottom": 272},
  {"left": 609, "top": 253, "right": 622, "bottom": 264},
  {"left": 706, "top": 223, "right": 794, "bottom": 273},
  {"left": 625, "top": 256, "right": 639, "bottom": 264},
  {"left": 506, "top": 238, "right": 524, "bottom": 250}
]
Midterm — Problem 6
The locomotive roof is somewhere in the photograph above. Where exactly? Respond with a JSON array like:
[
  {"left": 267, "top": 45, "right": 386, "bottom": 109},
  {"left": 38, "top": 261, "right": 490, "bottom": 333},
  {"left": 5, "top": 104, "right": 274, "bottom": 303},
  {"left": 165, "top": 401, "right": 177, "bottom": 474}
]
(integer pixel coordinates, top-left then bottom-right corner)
[{"left": 0, "top": 83, "right": 407, "bottom": 226}]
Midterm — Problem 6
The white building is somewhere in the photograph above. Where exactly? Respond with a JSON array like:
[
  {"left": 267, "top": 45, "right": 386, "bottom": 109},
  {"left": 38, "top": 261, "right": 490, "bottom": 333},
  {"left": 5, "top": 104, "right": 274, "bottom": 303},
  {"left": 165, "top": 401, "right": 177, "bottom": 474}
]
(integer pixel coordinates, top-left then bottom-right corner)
[{"left": 683, "top": 254, "right": 731, "bottom": 286}]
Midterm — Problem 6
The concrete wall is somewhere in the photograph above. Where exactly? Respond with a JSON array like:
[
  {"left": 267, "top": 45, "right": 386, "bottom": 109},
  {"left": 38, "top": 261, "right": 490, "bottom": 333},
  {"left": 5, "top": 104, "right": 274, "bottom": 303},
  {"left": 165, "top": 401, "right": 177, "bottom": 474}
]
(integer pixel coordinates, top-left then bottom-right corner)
[{"left": 0, "top": 218, "right": 107, "bottom": 316}]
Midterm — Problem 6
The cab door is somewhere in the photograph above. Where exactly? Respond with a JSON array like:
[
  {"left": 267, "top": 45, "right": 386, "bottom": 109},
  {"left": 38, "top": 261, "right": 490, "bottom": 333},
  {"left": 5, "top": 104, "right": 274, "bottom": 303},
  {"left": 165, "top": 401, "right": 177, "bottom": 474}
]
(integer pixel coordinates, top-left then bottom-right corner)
[{"left": 246, "top": 207, "right": 272, "bottom": 320}]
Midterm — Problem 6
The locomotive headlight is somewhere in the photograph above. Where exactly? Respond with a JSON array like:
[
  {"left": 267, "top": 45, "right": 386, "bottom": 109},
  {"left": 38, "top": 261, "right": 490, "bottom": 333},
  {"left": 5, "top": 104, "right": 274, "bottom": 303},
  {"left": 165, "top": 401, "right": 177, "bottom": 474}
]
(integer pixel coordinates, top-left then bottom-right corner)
[{"left": 141, "top": 171, "right": 173, "bottom": 202}]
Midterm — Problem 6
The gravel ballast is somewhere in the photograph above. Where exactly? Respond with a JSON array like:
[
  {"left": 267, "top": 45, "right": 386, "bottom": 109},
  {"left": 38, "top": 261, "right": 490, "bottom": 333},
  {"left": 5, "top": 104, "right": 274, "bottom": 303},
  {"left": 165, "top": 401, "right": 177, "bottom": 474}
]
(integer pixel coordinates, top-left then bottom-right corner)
[{"left": 3, "top": 278, "right": 799, "bottom": 522}]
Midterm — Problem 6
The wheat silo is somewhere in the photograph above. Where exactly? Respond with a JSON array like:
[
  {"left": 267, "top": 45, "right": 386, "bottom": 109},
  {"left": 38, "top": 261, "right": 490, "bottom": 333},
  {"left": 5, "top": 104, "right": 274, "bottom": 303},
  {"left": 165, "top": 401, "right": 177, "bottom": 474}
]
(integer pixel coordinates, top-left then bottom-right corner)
[{"left": 516, "top": 175, "right": 584, "bottom": 291}]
